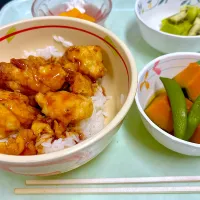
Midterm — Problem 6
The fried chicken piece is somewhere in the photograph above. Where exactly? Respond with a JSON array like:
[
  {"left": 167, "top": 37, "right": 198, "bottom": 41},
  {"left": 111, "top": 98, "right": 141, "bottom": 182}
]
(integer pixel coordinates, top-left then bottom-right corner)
[
  {"left": 0, "top": 56, "right": 66, "bottom": 95},
  {"left": 53, "top": 120, "right": 66, "bottom": 138},
  {"left": 66, "top": 45, "right": 106, "bottom": 80},
  {"left": 0, "top": 90, "right": 29, "bottom": 103},
  {"left": 0, "top": 104, "right": 20, "bottom": 139},
  {"left": 70, "top": 72, "right": 93, "bottom": 96},
  {"left": 32, "top": 115, "right": 66, "bottom": 138},
  {"left": 35, "top": 91, "right": 93, "bottom": 126},
  {"left": 0, "top": 90, "right": 39, "bottom": 128},
  {"left": 0, "top": 62, "right": 49, "bottom": 95},
  {"left": 31, "top": 115, "right": 62, "bottom": 154},
  {"left": 28, "top": 95, "right": 38, "bottom": 107},
  {"left": 37, "top": 63, "right": 66, "bottom": 91},
  {"left": 31, "top": 116, "right": 55, "bottom": 154},
  {"left": 0, "top": 129, "right": 37, "bottom": 155},
  {"left": 0, "top": 134, "right": 25, "bottom": 155},
  {"left": 2, "top": 100, "right": 39, "bottom": 128},
  {"left": 31, "top": 115, "right": 67, "bottom": 154},
  {"left": 63, "top": 62, "right": 79, "bottom": 72},
  {"left": 65, "top": 71, "right": 93, "bottom": 96},
  {"left": 57, "top": 56, "right": 79, "bottom": 72},
  {"left": 19, "top": 129, "right": 37, "bottom": 155},
  {"left": 22, "top": 141, "right": 37, "bottom": 155},
  {"left": 11, "top": 56, "right": 67, "bottom": 91},
  {"left": 31, "top": 115, "right": 54, "bottom": 138}
]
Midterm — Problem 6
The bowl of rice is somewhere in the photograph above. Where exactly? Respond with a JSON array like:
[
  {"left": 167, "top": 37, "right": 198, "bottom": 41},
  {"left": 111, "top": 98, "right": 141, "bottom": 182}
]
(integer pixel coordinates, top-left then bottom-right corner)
[{"left": 0, "top": 17, "right": 137, "bottom": 176}]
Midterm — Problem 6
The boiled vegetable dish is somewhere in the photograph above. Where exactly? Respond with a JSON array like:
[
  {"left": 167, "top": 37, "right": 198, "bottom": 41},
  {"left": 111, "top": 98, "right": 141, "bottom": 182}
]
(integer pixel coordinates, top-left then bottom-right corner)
[{"left": 145, "top": 62, "right": 200, "bottom": 144}]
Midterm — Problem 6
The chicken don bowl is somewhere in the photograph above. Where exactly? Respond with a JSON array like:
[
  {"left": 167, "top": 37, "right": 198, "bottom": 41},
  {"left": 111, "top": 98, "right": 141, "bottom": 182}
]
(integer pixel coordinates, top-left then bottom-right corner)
[{"left": 0, "top": 17, "right": 137, "bottom": 176}]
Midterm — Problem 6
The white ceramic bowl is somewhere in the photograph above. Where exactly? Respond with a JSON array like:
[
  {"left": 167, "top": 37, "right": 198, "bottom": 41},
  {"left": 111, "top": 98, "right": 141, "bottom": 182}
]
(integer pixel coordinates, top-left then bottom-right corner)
[
  {"left": 135, "top": 0, "right": 200, "bottom": 53},
  {"left": 0, "top": 17, "right": 137, "bottom": 176},
  {"left": 136, "top": 52, "right": 200, "bottom": 156}
]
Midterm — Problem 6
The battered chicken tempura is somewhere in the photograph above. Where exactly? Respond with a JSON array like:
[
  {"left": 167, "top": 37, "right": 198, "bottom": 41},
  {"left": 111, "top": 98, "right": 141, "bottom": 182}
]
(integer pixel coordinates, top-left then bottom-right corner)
[
  {"left": 65, "top": 45, "right": 106, "bottom": 80},
  {"left": 0, "top": 90, "right": 39, "bottom": 138},
  {"left": 0, "top": 56, "right": 66, "bottom": 95},
  {"left": 66, "top": 71, "right": 93, "bottom": 96},
  {"left": 0, "top": 129, "right": 36, "bottom": 155},
  {"left": 35, "top": 91, "right": 93, "bottom": 126}
]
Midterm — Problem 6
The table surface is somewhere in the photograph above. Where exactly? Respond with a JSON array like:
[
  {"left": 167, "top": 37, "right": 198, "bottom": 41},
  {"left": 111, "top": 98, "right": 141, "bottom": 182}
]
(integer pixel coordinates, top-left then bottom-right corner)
[{"left": 1, "top": 0, "right": 200, "bottom": 199}]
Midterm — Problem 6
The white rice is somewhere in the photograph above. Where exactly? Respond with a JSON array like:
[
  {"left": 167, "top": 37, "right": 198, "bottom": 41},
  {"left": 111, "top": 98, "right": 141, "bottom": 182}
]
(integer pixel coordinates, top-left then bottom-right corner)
[
  {"left": 42, "top": 135, "right": 80, "bottom": 154},
  {"left": 79, "top": 86, "right": 108, "bottom": 138},
  {"left": 53, "top": 35, "right": 73, "bottom": 47},
  {"left": 23, "top": 35, "right": 74, "bottom": 59},
  {"left": 3, "top": 35, "right": 110, "bottom": 154},
  {"left": 24, "top": 46, "right": 63, "bottom": 59}
]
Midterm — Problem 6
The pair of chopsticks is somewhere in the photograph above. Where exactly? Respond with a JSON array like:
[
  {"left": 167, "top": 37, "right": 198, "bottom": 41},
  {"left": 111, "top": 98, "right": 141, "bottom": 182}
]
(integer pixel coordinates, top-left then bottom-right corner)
[{"left": 15, "top": 176, "right": 200, "bottom": 194}]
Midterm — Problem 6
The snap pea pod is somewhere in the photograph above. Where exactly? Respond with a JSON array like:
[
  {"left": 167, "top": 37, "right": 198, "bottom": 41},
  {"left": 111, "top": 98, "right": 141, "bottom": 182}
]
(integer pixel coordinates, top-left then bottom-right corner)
[
  {"left": 160, "top": 77, "right": 187, "bottom": 139},
  {"left": 185, "top": 96, "right": 200, "bottom": 140}
]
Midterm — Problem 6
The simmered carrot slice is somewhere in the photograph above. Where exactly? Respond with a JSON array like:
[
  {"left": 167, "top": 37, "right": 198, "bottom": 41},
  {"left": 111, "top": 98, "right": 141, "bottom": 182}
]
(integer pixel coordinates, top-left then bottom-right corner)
[
  {"left": 190, "top": 125, "right": 200, "bottom": 144},
  {"left": 59, "top": 8, "right": 96, "bottom": 22},
  {"left": 186, "top": 70, "right": 200, "bottom": 101},
  {"left": 145, "top": 93, "right": 173, "bottom": 133},
  {"left": 174, "top": 62, "right": 200, "bottom": 88},
  {"left": 186, "top": 98, "right": 193, "bottom": 111},
  {"left": 145, "top": 93, "right": 193, "bottom": 133},
  {"left": 59, "top": 8, "right": 81, "bottom": 18},
  {"left": 79, "top": 13, "right": 96, "bottom": 22}
]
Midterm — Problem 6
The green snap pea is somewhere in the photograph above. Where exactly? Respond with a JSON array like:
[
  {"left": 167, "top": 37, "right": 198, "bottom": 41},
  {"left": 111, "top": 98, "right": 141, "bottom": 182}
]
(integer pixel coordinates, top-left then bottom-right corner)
[
  {"left": 185, "top": 96, "right": 200, "bottom": 140},
  {"left": 160, "top": 77, "right": 187, "bottom": 139}
]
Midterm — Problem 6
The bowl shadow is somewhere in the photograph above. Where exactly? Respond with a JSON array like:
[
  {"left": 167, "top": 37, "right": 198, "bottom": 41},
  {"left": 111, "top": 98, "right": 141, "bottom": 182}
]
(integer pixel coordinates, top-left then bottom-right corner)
[{"left": 125, "top": 18, "right": 162, "bottom": 60}]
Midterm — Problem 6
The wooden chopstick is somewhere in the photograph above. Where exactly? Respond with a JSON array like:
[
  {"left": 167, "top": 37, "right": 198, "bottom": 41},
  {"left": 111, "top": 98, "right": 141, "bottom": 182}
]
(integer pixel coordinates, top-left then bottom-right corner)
[
  {"left": 15, "top": 186, "right": 200, "bottom": 194},
  {"left": 26, "top": 176, "right": 200, "bottom": 185}
]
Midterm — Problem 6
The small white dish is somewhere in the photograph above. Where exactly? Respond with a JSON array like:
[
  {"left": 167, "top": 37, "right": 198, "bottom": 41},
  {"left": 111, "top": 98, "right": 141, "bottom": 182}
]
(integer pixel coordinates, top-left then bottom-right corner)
[
  {"left": 135, "top": 0, "right": 200, "bottom": 53},
  {"left": 135, "top": 52, "right": 200, "bottom": 156}
]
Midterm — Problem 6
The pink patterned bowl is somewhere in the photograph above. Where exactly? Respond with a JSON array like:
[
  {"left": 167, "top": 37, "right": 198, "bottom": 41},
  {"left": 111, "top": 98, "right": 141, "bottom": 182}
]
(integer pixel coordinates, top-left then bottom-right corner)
[
  {"left": 136, "top": 52, "right": 200, "bottom": 156},
  {"left": 0, "top": 17, "right": 137, "bottom": 176}
]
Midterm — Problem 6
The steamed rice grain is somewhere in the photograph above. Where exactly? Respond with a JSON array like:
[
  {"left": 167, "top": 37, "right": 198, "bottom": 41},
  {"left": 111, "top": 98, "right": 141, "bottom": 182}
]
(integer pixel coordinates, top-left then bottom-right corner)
[
  {"left": 23, "top": 35, "right": 74, "bottom": 59},
  {"left": 24, "top": 46, "right": 63, "bottom": 59}
]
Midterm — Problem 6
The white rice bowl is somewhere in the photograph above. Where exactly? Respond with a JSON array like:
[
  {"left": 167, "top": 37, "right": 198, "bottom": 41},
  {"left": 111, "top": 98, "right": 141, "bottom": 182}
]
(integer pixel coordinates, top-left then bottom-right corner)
[{"left": 3, "top": 36, "right": 111, "bottom": 154}]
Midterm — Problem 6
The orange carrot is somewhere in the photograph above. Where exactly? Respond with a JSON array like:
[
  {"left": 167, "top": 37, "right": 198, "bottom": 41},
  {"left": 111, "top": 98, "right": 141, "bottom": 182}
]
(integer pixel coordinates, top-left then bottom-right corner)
[
  {"left": 59, "top": 8, "right": 81, "bottom": 18},
  {"left": 174, "top": 62, "right": 200, "bottom": 88},
  {"left": 186, "top": 98, "right": 193, "bottom": 111},
  {"left": 190, "top": 125, "right": 200, "bottom": 144},
  {"left": 79, "top": 13, "right": 96, "bottom": 22},
  {"left": 145, "top": 93, "right": 173, "bottom": 133},
  {"left": 145, "top": 93, "right": 193, "bottom": 133},
  {"left": 59, "top": 8, "right": 96, "bottom": 22}
]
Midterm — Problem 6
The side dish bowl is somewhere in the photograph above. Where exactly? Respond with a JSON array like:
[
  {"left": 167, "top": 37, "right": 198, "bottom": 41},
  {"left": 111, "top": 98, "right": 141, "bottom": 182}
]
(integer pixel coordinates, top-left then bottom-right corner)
[
  {"left": 0, "top": 17, "right": 137, "bottom": 176},
  {"left": 135, "top": 0, "right": 200, "bottom": 53},
  {"left": 136, "top": 52, "right": 200, "bottom": 156},
  {"left": 32, "top": 0, "right": 112, "bottom": 25}
]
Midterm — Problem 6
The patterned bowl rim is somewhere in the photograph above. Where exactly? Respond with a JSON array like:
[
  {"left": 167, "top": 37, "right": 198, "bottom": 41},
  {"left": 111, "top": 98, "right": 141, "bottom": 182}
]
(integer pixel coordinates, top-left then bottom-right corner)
[
  {"left": 0, "top": 16, "right": 137, "bottom": 163},
  {"left": 134, "top": 0, "right": 200, "bottom": 39},
  {"left": 135, "top": 52, "right": 200, "bottom": 149}
]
